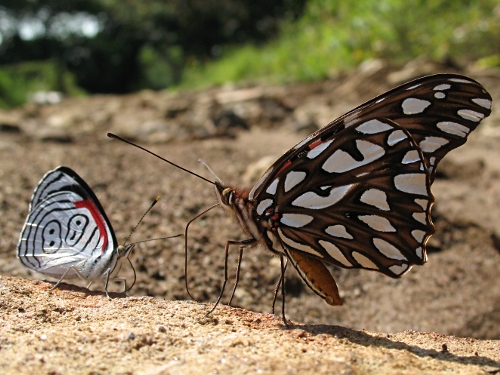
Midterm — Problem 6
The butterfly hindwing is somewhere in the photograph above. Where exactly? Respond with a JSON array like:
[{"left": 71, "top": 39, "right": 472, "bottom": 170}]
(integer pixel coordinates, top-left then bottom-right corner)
[{"left": 18, "top": 167, "right": 117, "bottom": 278}]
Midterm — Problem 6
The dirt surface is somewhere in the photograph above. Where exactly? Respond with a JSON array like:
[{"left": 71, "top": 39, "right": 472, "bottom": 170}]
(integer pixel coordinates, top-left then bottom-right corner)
[
  {"left": 1, "top": 60, "right": 499, "bottom": 373},
  {"left": 1, "top": 275, "right": 499, "bottom": 375}
]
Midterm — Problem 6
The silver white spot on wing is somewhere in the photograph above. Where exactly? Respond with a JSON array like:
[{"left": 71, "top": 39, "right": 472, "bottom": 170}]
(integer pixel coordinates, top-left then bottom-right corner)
[
  {"left": 356, "top": 119, "right": 393, "bottom": 134},
  {"left": 360, "top": 189, "right": 390, "bottom": 211},
  {"left": 434, "top": 92, "right": 446, "bottom": 99},
  {"left": 434, "top": 84, "right": 451, "bottom": 91},
  {"left": 266, "top": 178, "right": 279, "bottom": 195},
  {"left": 325, "top": 225, "right": 354, "bottom": 239},
  {"left": 307, "top": 139, "right": 333, "bottom": 159},
  {"left": 284, "top": 171, "right": 307, "bottom": 193},
  {"left": 387, "top": 130, "right": 407, "bottom": 146},
  {"left": 277, "top": 228, "right": 323, "bottom": 257},
  {"left": 449, "top": 78, "right": 471, "bottom": 83},
  {"left": 323, "top": 140, "right": 385, "bottom": 173},
  {"left": 359, "top": 215, "right": 396, "bottom": 232},
  {"left": 402, "top": 98, "right": 431, "bottom": 115},
  {"left": 256, "top": 199, "right": 273, "bottom": 216},
  {"left": 249, "top": 167, "right": 273, "bottom": 200},
  {"left": 319, "top": 240, "right": 350, "bottom": 266},
  {"left": 472, "top": 98, "right": 492, "bottom": 109},
  {"left": 292, "top": 184, "right": 353, "bottom": 209},
  {"left": 389, "top": 264, "right": 410, "bottom": 276},
  {"left": 416, "top": 246, "right": 426, "bottom": 261},
  {"left": 457, "top": 109, "right": 485, "bottom": 122},
  {"left": 280, "top": 213, "right": 314, "bottom": 228},
  {"left": 352, "top": 252, "right": 378, "bottom": 269},
  {"left": 419, "top": 136, "right": 449, "bottom": 153},
  {"left": 412, "top": 212, "right": 427, "bottom": 224},
  {"left": 402, "top": 150, "right": 421, "bottom": 164},
  {"left": 436, "top": 121, "right": 470, "bottom": 137},
  {"left": 394, "top": 173, "right": 428, "bottom": 195},
  {"left": 411, "top": 229, "right": 426, "bottom": 243},
  {"left": 373, "top": 238, "right": 407, "bottom": 260},
  {"left": 414, "top": 198, "right": 428, "bottom": 210},
  {"left": 406, "top": 84, "right": 421, "bottom": 90}
]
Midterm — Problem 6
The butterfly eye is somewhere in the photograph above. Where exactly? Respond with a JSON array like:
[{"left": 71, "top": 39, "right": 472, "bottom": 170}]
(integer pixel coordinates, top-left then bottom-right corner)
[
  {"left": 221, "top": 188, "right": 233, "bottom": 204},
  {"left": 117, "top": 245, "right": 125, "bottom": 256}
]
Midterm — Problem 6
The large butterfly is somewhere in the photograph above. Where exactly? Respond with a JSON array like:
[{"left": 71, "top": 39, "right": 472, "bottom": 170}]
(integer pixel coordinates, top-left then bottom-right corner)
[
  {"left": 110, "top": 73, "right": 492, "bottom": 318},
  {"left": 18, "top": 166, "right": 139, "bottom": 297}
]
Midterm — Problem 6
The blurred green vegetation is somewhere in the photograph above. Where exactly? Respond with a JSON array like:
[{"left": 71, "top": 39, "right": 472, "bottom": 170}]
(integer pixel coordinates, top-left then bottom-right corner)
[
  {"left": 0, "top": 60, "right": 85, "bottom": 108},
  {"left": 0, "top": 0, "right": 498, "bottom": 107},
  {"left": 182, "top": 0, "right": 500, "bottom": 87}
]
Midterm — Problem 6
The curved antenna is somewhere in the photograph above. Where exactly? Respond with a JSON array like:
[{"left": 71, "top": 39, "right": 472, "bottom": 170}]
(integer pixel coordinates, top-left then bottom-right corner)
[
  {"left": 123, "top": 196, "right": 161, "bottom": 246},
  {"left": 107, "top": 133, "right": 215, "bottom": 185},
  {"left": 124, "top": 234, "right": 183, "bottom": 293},
  {"left": 183, "top": 203, "right": 220, "bottom": 300},
  {"left": 125, "top": 256, "right": 137, "bottom": 293},
  {"left": 131, "top": 233, "right": 183, "bottom": 244}
]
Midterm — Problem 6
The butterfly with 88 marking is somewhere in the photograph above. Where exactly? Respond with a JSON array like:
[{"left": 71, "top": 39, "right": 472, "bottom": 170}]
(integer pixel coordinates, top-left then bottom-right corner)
[
  {"left": 109, "top": 73, "right": 492, "bottom": 319},
  {"left": 17, "top": 166, "right": 178, "bottom": 298}
]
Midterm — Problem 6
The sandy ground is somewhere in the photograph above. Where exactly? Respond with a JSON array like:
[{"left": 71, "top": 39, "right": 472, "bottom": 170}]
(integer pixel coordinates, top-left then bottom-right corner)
[
  {"left": 1, "top": 63, "right": 499, "bottom": 373},
  {"left": 1, "top": 275, "right": 499, "bottom": 375}
]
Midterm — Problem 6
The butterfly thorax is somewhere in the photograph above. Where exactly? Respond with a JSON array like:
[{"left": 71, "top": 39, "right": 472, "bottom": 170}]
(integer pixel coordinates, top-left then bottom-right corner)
[
  {"left": 76, "top": 246, "right": 120, "bottom": 280},
  {"left": 214, "top": 182, "right": 286, "bottom": 255}
]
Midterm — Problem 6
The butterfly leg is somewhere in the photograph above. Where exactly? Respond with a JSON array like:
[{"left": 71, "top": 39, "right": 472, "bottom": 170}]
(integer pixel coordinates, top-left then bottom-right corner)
[
  {"left": 103, "top": 268, "right": 113, "bottom": 300},
  {"left": 271, "top": 256, "right": 288, "bottom": 315},
  {"left": 279, "top": 255, "right": 289, "bottom": 326},
  {"left": 50, "top": 265, "right": 78, "bottom": 290},
  {"left": 228, "top": 246, "right": 244, "bottom": 306},
  {"left": 206, "top": 238, "right": 255, "bottom": 317}
]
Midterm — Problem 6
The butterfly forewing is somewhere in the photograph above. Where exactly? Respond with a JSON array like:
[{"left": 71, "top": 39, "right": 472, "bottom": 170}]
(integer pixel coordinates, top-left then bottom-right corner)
[
  {"left": 345, "top": 74, "right": 492, "bottom": 181},
  {"left": 254, "top": 119, "right": 434, "bottom": 278},
  {"left": 250, "top": 74, "right": 492, "bottom": 199}
]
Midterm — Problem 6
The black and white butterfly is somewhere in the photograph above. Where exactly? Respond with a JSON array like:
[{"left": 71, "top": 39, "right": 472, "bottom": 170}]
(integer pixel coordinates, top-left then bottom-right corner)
[
  {"left": 109, "top": 73, "right": 492, "bottom": 319},
  {"left": 17, "top": 166, "right": 168, "bottom": 298}
]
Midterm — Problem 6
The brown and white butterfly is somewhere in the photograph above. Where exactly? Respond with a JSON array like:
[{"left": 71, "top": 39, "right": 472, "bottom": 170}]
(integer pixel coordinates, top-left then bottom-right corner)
[{"left": 109, "top": 73, "right": 492, "bottom": 321}]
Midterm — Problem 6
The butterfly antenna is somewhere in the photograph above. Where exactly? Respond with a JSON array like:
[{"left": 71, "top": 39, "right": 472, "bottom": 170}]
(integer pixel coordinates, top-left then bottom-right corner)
[
  {"left": 107, "top": 133, "right": 215, "bottom": 185},
  {"left": 132, "top": 233, "right": 183, "bottom": 244},
  {"left": 123, "top": 196, "right": 161, "bottom": 246},
  {"left": 198, "top": 159, "right": 224, "bottom": 184}
]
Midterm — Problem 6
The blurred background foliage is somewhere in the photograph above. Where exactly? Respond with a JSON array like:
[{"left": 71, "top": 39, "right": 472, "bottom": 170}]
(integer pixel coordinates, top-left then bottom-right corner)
[{"left": 0, "top": 0, "right": 498, "bottom": 107}]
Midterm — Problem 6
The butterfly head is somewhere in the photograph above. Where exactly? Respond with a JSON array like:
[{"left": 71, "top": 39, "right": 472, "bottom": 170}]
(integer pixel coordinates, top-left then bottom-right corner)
[
  {"left": 214, "top": 181, "right": 251, "bottom": 212},
  {"left": 116, "top": 243, "right": 135, "bottom": 259},
  {"left": 214, "top": 181, "right": 234, "bottom": 210}
]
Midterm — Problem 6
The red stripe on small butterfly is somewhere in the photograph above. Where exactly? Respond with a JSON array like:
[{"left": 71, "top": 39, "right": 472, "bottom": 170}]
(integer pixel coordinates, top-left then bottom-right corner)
[{"left": 74, "top": 199, "right": 109, "bottom": 252}]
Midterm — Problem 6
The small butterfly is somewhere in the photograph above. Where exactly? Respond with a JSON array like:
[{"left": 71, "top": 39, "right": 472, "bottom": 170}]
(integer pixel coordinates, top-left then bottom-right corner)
[
  {"left": 109, "top": 73, "right": 492, "bottom": 321},
  {"left": 17, "top": 166, "right": 178, "bottom": 298}
]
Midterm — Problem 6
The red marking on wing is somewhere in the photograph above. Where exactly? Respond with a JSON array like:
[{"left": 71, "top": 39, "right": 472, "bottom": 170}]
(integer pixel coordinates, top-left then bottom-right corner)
[
  {"left": 309, "top": 139, "right": 323, "bottom": 149},
  {"left": 74, "top": 199, "right": 109, "bottom": 252},
  {"left": 277, "top": 160, "right": 292, "bottom": 175}
]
